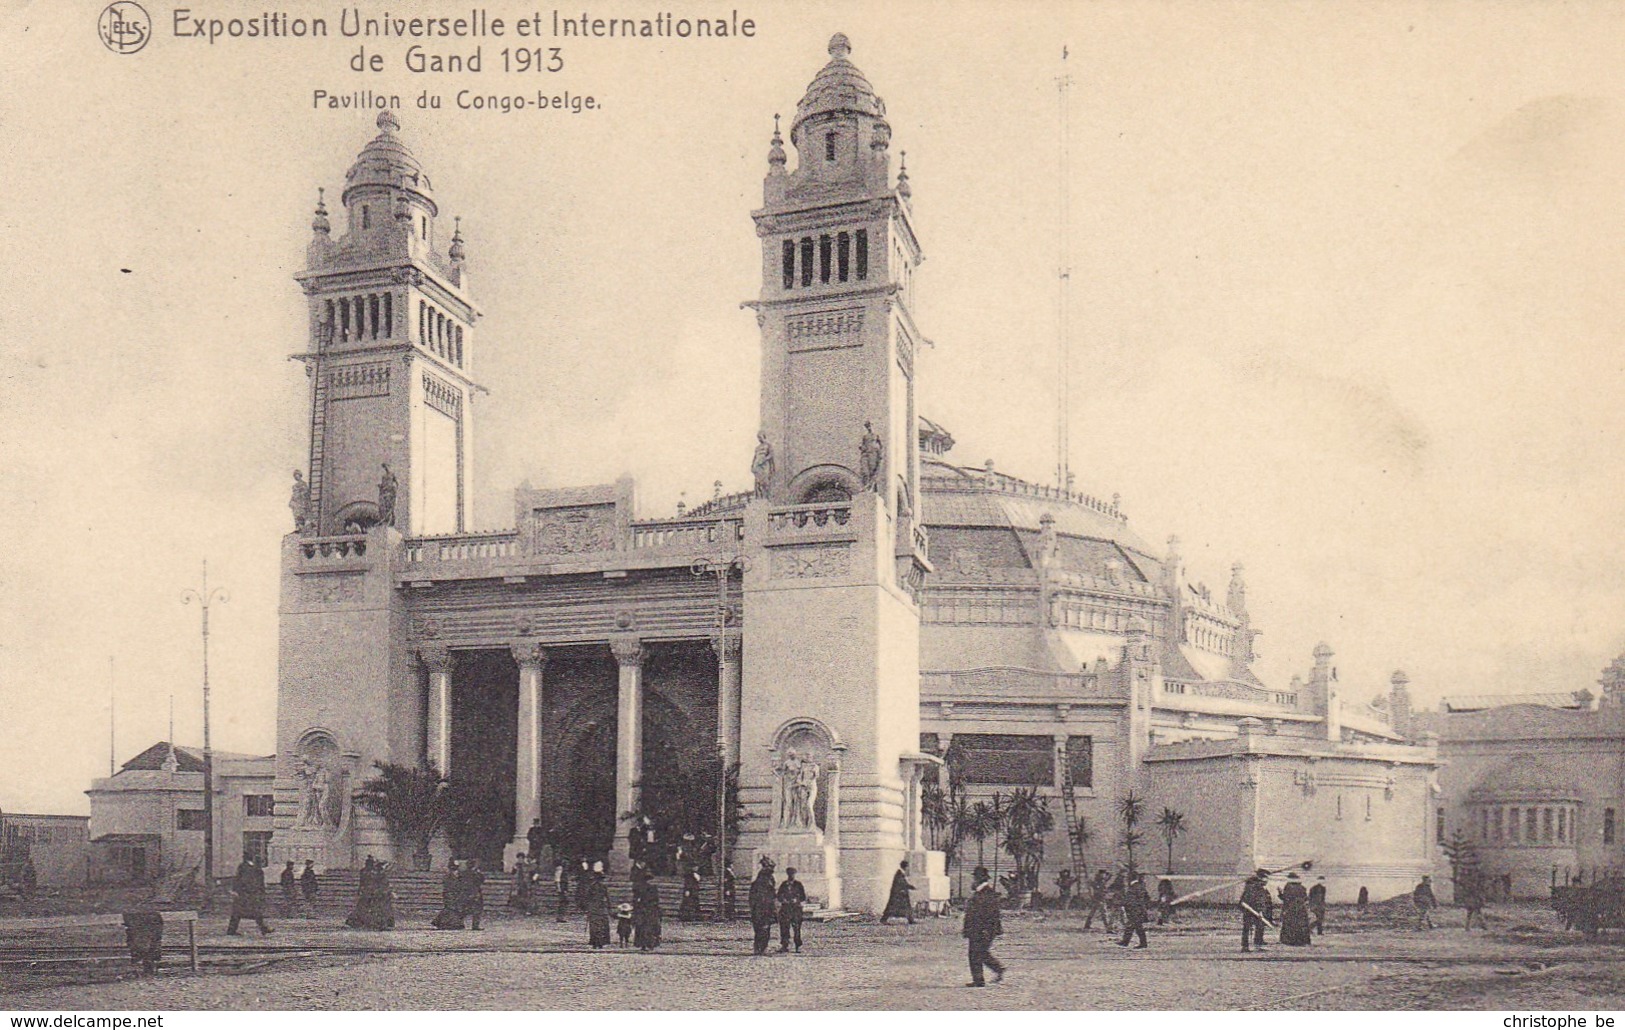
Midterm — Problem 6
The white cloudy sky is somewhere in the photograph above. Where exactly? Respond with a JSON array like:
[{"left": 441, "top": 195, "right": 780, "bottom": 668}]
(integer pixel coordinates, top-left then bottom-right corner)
[{"left": 3, "top": 1, "right": 1623, "bottom": 813}]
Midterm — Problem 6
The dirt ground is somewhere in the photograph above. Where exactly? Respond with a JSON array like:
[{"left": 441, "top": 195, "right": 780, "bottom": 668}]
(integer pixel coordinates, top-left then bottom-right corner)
[{"left": 5, "top": 901, "right": 1621, "bottom": 1010}]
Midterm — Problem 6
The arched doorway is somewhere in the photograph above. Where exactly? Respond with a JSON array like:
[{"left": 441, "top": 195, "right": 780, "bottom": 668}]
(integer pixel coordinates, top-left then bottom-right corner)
[{"left": 552, "top": 695, "right": 619, "bottom": 857}]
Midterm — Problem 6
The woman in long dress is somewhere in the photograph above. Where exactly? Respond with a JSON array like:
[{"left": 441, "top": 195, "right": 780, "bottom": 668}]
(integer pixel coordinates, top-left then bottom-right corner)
[
  {"left": 431, "top": 861, "right": 466, "bottom": 930},
  {"left": 1278, "top": 873, "right": 1312, "bottom": 945},
  {"left": 346, "top": 856, "right": 395, "bottom": 930},
  {"left": 632, "top": 878, "right": 663, "bottom": 951},
  {"left": 585, "top": 865, "right": 612, "bottom": 949}
]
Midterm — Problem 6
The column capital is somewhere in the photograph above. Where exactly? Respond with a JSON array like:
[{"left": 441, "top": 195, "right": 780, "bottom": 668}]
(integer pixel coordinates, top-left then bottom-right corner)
[
  {"left": 419, "top": 645, "right": 455, "bottom": 674},
  {"left": 509, "top": 640, "right": 548, "bottom": 670},
  {"left": 608, "top": 633, "right": 644, "bottom": 669},
  {"left": 707, "top": 631, "right": 743, "bottom": 663}
]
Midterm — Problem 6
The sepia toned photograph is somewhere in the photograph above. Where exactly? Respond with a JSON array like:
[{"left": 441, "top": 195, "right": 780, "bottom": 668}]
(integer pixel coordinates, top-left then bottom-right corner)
[{"left": 2, "top": 0, "right": 1623, "bottom": 1015}]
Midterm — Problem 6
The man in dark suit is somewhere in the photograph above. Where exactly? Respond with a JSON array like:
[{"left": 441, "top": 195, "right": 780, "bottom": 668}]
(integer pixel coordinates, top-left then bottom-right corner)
[
  {"left": 227, "top": 855, "right": 272, "bottom": 936},
  {"left": 776, "top": 867, "right": 808, "bottom": 952},
  {"left": 962, "top": 866, "right": 1005, "bottom": 986},
  {"left": 748, "top": 856, "right": 777, "bottom": 956}
]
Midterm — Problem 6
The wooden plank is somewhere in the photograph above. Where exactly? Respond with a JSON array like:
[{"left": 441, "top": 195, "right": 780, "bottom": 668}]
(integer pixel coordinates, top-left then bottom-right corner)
[{"left": 0, "top": 910, "right": 196, "bottom": 932}]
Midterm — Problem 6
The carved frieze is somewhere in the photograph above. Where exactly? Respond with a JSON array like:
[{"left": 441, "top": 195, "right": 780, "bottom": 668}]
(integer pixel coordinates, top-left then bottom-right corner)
[
  {"left": 526, "top": 503, "right": 616, "bottom": 556},
  {"left": 327, "top": 362, "right": 391, "bottom": 401},
  {"left": 301, "top": 573, "right": 363, "bottom": 605},
  {"left": 786, "top": 308, "right": 864, "bottom": 351},
  {"left": 771, "top": 544, "right": 851, "bottom": 580}
]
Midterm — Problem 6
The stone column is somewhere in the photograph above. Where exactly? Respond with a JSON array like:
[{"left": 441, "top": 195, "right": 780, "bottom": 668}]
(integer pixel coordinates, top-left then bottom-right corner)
[
  {"left": 421, "top": 646, "right": 454, "bottom": 776},
  {"left": 709, "top": 632, "right": 743, "bottom": 765},
  {"left": 510, "top": 641, "right": 547, "bottom": 862},
  {"left": 609, "top": 634, "right": 644, "bottom": 863}
]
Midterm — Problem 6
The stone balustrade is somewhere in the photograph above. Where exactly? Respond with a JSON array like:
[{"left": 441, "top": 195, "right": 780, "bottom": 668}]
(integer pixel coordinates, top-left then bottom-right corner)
[
  {"left": 922, "top": 469, "right": 1127, "bottom": 523},
  {"left": 402, "top": 531, "right": 520, "bottom": 563},
  {"left": 298, "top": 534, "right": 369, "bottom": 560},
  {"left": 767, "top": 501, "right": 853, "bottom": 534},
  {"left": 629, "top": 516, "right": 745, "bottom": 550}
]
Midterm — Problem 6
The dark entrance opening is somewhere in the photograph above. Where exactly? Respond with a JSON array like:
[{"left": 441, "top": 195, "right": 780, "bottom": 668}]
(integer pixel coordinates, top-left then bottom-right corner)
[
  {"left": 542, "top": 646, "right": 619, "bottom": 859},
  {"left": 448, "top": 648, "right": 517, "bottom": 867}
]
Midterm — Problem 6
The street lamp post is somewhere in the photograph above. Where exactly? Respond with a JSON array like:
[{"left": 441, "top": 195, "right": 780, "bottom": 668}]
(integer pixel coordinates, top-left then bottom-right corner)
[
  {"left": 182, "top": 560, "right": 228, "bottom": 905},
  {"left": 691, "top": 554, "right": 744, "bottom": 921}
]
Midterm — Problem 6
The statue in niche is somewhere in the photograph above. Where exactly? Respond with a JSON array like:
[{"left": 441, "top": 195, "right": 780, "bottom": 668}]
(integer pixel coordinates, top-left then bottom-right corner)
[
  {"left": 751, "top": 432, "right": 775, "bottom": 499},
  {"left": 859, "top": 421, "right": 884, "bottom": 492},
  {"left": 377, "top": 463, "right": 398, "bottom": 528},
  {"left": 289, "top": 470, "right": 311, "bottom": 534},
  {"left": 295, "top": 734, "right": 348, "bottom": 832},
  {"left": 774, "top": 749, "right": 821, "bottom": 831}
]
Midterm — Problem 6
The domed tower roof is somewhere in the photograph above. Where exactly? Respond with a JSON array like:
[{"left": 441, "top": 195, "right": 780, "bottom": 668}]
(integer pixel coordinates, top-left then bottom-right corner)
[
  {"left": 342, "top": 110, "right": 437, "bottom": 215},
  {"left": 790, "top": 33, "right": 888, "bottom": 144}
]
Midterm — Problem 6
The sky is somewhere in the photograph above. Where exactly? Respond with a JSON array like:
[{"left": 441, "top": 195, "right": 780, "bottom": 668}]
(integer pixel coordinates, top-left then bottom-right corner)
[{"left": 3, "top": 0, "right": 1624, "bottom": 814}]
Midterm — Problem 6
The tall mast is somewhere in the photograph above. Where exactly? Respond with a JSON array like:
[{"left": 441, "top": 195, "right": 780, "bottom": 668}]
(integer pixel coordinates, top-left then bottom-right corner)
[
  {"left": 108, "top": 656, "right": 116, "bottom": 776},
  {"left": 1056, "top": 47, "right": 1074, "bottom": 490}
]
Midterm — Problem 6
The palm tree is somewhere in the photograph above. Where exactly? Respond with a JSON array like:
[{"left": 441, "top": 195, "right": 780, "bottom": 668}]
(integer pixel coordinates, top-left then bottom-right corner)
[
  {"left": 948, "top": 794, "right": 975, "bottom": 896},
  {"left": 922, "top": 783, "right": 951, "bottom": 852},
  {"left": 355, "top": 761, "right": 447, "bottom": 870},
  {"left": 1001, "top": 787, "right": 1055, "bottom": 895},
  {"left": 1072, "top": 816, "right": 1094, "bottom": 875},
  {"left": 1118, "top": 791, "right": 1146, "bottom": 875},
  {"left": 1156, "top": 807, "right": 1186, "bottom": 874},
  {"left": 969, "top": 800, "right": 992, "bottom": 869},
  {"left": 986, "top": 793, "right": 1007, "bottom": 882}
]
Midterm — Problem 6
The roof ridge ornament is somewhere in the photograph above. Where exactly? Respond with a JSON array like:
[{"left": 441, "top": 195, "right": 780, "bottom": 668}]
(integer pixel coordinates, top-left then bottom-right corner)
[
  {"left": 377, "top": 109, "right": 400, "bottom": 135},
  {"left": 828, "top": 32, "right": 851, "bottom": 60}
]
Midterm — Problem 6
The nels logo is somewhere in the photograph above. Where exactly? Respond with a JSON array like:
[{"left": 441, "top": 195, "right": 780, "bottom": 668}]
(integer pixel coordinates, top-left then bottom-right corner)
[{"left": 98, "top": 1, "right": 151, "bottom": 55}]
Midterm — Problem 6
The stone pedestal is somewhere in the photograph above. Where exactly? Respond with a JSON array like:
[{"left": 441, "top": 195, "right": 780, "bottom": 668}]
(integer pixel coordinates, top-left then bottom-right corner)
[
  {"left": 909, "top": 849, "right": 951, "bottom": 912},
  {"left": 755, "top": 829, "right": 842, "bottom": 911}
]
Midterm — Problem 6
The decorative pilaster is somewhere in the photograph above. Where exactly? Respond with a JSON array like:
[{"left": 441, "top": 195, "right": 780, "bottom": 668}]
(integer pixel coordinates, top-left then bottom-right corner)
[
  {"left": 510, "top": 641, "right": 547, "bottom": 856},
  {"left": 709, "top": 632, "right": 743, "bottom": 765},
  {"left": 420, "top": 646, "right": 455, "bottom": 776},
  {"left": 609, "top": 634, "right": 645, "bottom": 860}
]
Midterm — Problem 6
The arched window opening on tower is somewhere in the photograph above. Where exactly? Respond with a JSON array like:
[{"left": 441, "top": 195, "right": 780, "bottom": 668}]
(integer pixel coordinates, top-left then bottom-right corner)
[
  {"left": 422, "top": 216, "right": 429, "bottom": 243},
  {"left": 362, "top": 205, "right": 371, "bottom": 229},
  {"left": 782, "top": 240, "right": 795, "bottom": 289},
  {"left": 355, "top": 296, "right": 367, "bottom": 340},
  {"left": 369, "top": 295, "right": 381, "bottom": 340},
  {"left": 418, "top": 301, "right": 427, "bottom": 346},
  {"left": 455, "top": 326, "right": 463, "bottom": 366},
  {"left": 825, "top": 131, "right": 837, "bottom": 162},
  {"left": 819, "top": 235, "right": 832, "bottom": 284},
  {"left": 340, "top": 296, "right": 351, "bottom": 341},
  {"left": 324, "top": 300, "right": 335, "bottom": 344},
  {"left": 855, "top": 229, "right": 868, "bottom": 280},
  {"left": 837, "top": 232, "right": 850, "bottom": 282},
  {"left": 382, "top": 293, "right": 392, "bottom": 337},
  {"left": 799, "top": 237, "right": 814, "bottom": 287}
]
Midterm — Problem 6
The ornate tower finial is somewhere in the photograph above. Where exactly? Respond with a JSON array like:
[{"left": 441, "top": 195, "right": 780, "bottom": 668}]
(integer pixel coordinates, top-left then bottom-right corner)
[
  {"left": 377, "top": 109, "right": 400, "bottom": 135},
  {"left": 449, "top": 216, "right": 465, "bottom": 262},
  {"left": 768, "top": 113, "right": 786, "bottom": 170},
  {"left": 311, "top": 187, "right": 330, "bottom": 235},
  {"left": 828, "top": 32, "right": 851, "bottom": 60},
  {"left": 896, "top": 150, "right": 911, "bottom": 199}
]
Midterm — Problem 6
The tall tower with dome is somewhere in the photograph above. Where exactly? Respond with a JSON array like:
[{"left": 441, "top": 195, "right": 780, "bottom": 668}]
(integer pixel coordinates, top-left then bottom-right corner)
[
  {"left": 737, "top": 33, "right": 939, "bottom": 912},
  {"left": 294, "top": 109, "right": 478, "bottom": 539}
]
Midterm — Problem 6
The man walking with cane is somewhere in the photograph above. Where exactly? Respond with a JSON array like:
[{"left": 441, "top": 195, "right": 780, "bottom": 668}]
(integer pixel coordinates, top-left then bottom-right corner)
[{"left": 1240, "top": 868, "right": 1273, "bottom": 952}]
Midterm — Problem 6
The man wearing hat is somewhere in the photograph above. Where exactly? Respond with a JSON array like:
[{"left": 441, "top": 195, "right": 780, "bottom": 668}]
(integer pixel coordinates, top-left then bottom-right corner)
[
  {"left": 777, "top": 867, "right": 808, "bottom": 952},
  {"left": 1308, "top": 876, "right": 1328, "bottom": 936},
  {"left": 962, "top": 866, "right": 1005, "bottom": 986},
  {"left": 881, "top": 859, "right": 917, "bottom": 925},
  {"left": 748, "top": 856, "right": 778, "bottom": 956},
  {"left": 1239, "top": 868, "right": 1273, "bottom": 952},
  {"left": 1412, "top": 875, "right": 1438, "bottom": 930}
]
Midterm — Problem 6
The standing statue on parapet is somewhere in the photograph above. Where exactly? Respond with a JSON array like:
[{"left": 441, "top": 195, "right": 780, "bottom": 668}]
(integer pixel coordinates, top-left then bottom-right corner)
[
  {"left": 751, "top": 432, "right": 775, "bottom": 499},
  {"left": 859, "top": 420, "right": 883, "bottom": 491},
  {"left": 290, "top": 470, "right": 311, "bottom": 533},
  {"left": 377, "top": 463, "right": 398, "bottom": 528}
]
